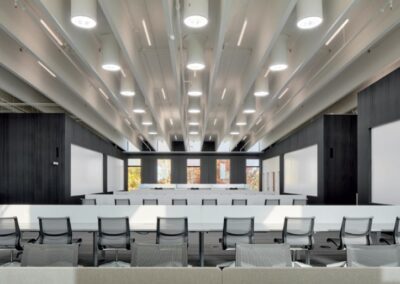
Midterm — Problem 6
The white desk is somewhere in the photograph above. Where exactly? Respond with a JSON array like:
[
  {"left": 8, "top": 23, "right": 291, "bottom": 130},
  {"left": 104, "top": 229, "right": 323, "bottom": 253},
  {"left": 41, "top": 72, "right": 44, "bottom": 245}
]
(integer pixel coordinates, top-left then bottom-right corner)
[{"left": 0, "top": 205, "right": 398, "bottom": 266}]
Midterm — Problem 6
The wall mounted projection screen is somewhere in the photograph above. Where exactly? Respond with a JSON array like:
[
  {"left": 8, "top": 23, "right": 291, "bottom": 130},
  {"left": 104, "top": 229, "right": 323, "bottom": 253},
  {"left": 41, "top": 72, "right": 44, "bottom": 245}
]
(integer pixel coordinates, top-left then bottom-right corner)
[
  {"left": 107, "top": 156, "right": 124, "bottom": 192},
  {"left": 71, "top": 144, "right": 103, "bottom": 196},
  {"left": 284, "top": 145, "right": 318, "bottom": 196},
  {"left": 372, "top": 120, "right": 400, "bottom": 204}
]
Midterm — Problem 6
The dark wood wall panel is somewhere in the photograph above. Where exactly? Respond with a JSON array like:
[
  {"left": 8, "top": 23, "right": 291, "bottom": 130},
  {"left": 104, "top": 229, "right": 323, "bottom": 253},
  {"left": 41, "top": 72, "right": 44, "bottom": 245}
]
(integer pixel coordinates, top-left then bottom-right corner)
[{"left": 358, "top": 67, "right": 400, "bottom": 204}]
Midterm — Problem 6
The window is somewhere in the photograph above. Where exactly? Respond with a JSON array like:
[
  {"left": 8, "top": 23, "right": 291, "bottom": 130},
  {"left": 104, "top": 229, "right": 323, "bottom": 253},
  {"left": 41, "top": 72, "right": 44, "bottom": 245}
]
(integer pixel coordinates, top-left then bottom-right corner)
[
  {"left": 187, "top": 159, "right": 201, "bottom": 184},
  {"left": 127, "top": 159, "right": 141, "bottom": 191},
  {"left": 157, "top": 159, "right": 171, "bottom": 184},
  {"left": 246, "top": 159, "right": 260, "bottom": 191},
  {"left": 216, "top": 159, "right": 230, "bottom": 184}
]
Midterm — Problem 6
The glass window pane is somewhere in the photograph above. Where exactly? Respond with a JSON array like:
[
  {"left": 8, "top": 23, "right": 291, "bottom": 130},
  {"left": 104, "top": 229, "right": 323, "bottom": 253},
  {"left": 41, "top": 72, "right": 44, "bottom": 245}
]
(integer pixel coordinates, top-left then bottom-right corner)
[
  {"left": 187, "top": 158, "right": 201, "bottom": 167},
  {"left": 128, "top": 166, "right": 141, "bottom": 191},
  {"left": 187, "top": 167, "right": 201, "bottom": 184},
  {"left": 128, "top": 159, "right": 141, "bottom": 166},
  {"left": 216, "top": 159, "right": 230, "bottom": 184},
  {"left": 246, "top": 167, "right": 260, "bottom": 191},
  {"left": 157, "top": 159, "right": 171, "bottom": 184},
  {"left": 246, "top": 159, "right": 260, "bottom": 167}
]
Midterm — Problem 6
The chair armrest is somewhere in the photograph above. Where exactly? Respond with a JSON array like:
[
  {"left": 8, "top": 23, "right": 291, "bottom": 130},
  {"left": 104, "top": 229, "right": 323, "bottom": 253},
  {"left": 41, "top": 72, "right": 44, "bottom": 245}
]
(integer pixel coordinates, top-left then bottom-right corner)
[
  {"left": 292, "top": 261, "right": 312, "bottom": 268},
  {"left": 326, "top": 238, "right": 340, "bottom": 248},
  {"left": 217, "top": 261, "right": 235, "bottom": 269},
  {"left": 326, "top": 261, "right": 347, "bottom": 268},
  {"left": 379, "top": 238, "right": 392, "bottom": 245},
  {"left": 273, "top": 238, "right": 283, "bottom": 244}
]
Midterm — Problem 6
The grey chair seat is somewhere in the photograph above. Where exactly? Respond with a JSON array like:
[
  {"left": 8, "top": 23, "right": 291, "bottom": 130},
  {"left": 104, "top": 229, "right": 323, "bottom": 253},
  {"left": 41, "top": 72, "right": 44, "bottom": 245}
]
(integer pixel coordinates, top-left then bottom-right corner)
[
  {"left": 131, "top": 243, "right": 188, "bottom": 267},
  {"left": 347, "top": 245, "right": 400, "bottom": 267},
  {"left": 21, "top": 243, "right": 79, "bottom": 267}
]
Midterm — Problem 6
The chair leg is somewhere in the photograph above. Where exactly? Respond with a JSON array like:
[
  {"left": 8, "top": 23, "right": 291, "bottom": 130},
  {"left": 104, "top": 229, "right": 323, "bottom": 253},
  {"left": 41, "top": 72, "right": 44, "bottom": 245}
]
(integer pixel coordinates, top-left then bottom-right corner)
[
  {"left": 10, "top": 250, "right": 13, "bottom": 263},
  {"left": 115, "top": 250, "right": 119, "bottom": 262},
  {"left": 306, "top": 250, "right": 310, "bottom": 265}
]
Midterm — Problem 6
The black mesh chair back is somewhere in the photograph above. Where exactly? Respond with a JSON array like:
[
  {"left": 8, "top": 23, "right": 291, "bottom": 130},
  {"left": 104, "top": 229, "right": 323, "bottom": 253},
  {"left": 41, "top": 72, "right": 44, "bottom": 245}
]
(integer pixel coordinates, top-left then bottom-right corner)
[
  {"left": 81, "top": 199, "right": 96, "bottom": 205},
  {"left": 156, "top": 218, "right": 188, "bottom": 245},
  {"left": 292, "top": 199, "right": 307, "bottom": 205},
  {"left": 131, "top": 244, "right": 188, "bottom": 267},
  {"left": 143, "top": 199, "right": 158, "bottom": 205},
  {"left": 222, "top": 217, "right": 254, "bottom": 250},
  {"left": 0, "top": 217, "right": 22, "bottom": 250},
  {"left": 282, "top": 217, "right": 315, "bottom": 249},
  {"left": 98, "top": 217, "right": 131, "bottom": 250},
  {"left": 265, "top": 199, "right": 280, "bottom": 205},
  {"left": 347, "top": 245, "right": 400, "bottom": 267},
  {"left": 21, "top": 244, "right": 79, "bottom": 267},
  {"left": 394, "top": 217, "right": 400, "bottom": 245},
  {"left": 115, "top": 199, "right": 130, "bottom": 205},
  {"left": 232, "top": 199, "right": 247, "bottom": 206},
  {"left": 172, "top": 199, "right": 188, "bottom": 206},
  {"left": 339, "top": 217, "right": 373, "bottom": 249},
  {"left": 38, "top": 217, "right": 73, "bottom": 244},
  {"left": 236, "top": 244, "right": 292, "bottom": 267},
  {"left": 202, "top": 199, "right": 218, "bottom": 205}
]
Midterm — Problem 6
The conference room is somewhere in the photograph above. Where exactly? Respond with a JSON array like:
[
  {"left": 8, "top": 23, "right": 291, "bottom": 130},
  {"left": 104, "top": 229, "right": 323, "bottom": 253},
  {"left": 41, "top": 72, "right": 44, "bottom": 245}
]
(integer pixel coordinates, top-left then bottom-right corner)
[{"left": 1, "top": 0, "right": 400, "bottom": 283}]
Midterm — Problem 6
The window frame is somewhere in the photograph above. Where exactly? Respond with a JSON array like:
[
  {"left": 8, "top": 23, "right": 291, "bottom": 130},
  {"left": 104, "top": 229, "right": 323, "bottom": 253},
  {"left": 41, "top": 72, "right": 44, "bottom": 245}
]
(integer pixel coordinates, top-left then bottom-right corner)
[{"left": 186, "top": 158, "right": 201, "bottom": 184}]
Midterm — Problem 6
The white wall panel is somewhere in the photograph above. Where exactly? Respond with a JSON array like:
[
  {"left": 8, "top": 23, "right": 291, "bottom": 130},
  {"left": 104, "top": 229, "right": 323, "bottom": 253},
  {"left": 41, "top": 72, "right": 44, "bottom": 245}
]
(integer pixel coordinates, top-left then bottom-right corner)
[
  {"left": 284, "top": 145, "right": 318, "bottom": 196},
  {"left": 107, "top": 156, "right": 124, "bottom": 192},
  {"left": 372, "top": 120, "right": 400, "bottom": 204},
  {"left": 71, "top": 144, "right": 103, "bottom": 196}
]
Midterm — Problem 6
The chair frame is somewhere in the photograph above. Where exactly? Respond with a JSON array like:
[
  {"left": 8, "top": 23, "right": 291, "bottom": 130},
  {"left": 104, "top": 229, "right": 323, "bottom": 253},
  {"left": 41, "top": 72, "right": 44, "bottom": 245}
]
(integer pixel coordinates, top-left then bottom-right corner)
[
  {"left": 0, "top": 217, "right": 23, "bottom": 263},
  {"left": 38, "top": 217, "right": 73, "bottom": 244},
  {"left": 156, "top": 217, "right": 188, "bottom": 245},
  {"left": 221, "top": 217, "right": 255, "bottom": 250}
]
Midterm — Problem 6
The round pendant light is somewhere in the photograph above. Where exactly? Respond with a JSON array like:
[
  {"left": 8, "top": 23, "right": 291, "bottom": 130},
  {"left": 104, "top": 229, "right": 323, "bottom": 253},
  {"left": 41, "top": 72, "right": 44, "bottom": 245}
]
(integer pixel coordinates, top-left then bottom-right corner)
[
  {"left": 236, "top": 114, "right": 247, "bottom": 126},
  {"left": 120, "top": 76, "right": 136, "bottom": 97},
  {"left": 188, "top": 115, "right": 200, "bottom": 126},
  {"left": 242, "top": 95, "right": 256, "bottom": 114},
  {"left": 297, "top": 0, "right": 323, "bottom": 30},
  {"left": 230, "top": 126, "right": 240, "bottom": 135},
  {"left": 254, "top": 76, "right": 269, "bottom": 97},
  {"left": 186, "top": 35, "right": 205, "bottom": 71},
  {"left": 141, "top": 114, "right": 153, "bottom": 126},
  {"left": 101, "top": 34, "right": 121, "bottom": 72},
  {"left": 71, "top": 0, "right": 97, "bottom": 29},
  {"left": 132, "top": 95, "right": 146, "bottom": 114},
  {"left": 269, "top": 35, "right": 288, "bottom": 72},
  {"left": 188, "top": 97, "right": 201, "bottom": 114},
  {"left": 183, "top": 0, "right": 209, "bottom": 28},
  {"left": 188, "top": 75, "right": 203, "bottom": 96}
]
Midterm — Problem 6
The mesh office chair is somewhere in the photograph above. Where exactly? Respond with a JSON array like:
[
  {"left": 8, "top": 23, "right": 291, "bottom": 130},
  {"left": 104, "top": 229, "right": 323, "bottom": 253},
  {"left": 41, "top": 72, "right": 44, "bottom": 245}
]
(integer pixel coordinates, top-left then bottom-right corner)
[
  {"left": 143, "top": 199, "right": 158, "bottom": 205},
  {"left": 172, "top": 199, "right": 188, "bottom": 205},
  {"left": 156, "top": 218, "right": 188, "bottom": 245},
  {"left": 202, "top": 199, "right": 218, "bottom": 205},
  {"left": 236, "top": 244, "right": 292, "bottom": 267},
  {"left": 292, "top": 199, "right": 307, "bottom": 205},
  {"left": 81, "top": 198, "right": 96, "bottom": 205},
  {"left": 115, "top": 199, "right": 130, "bottom": 205},
  {"left": 265, "top": 199, "right": 280, "bottom": 205},
  {"left": 0, "top": 217, "right": 23, "bottom": 266},
  {"left": 221, "top": 217, "right": 254, "bottom": 250},
  {"left": 380, "top": 217, "right": 400, "bottom": 245},
  {"left": 131, "top": 244, "right": 188, "bottom": 267},
  {"left": 232, "top": 199, "right": 247, "bottom": 206},
  {"left": 274, "top": 217, "right": 315, "bottom": 264},
  {"left": 36, "top": 217, "right": 81, "bottom": 245},
  {"left": 98, "top": 217, "right": 132, "bottom": 267},
  {"left": 327, "top": 217, "right": 373, "bottom": 250},
  {"left": 21, "top": 243, "right": 79, "bottom": 267},
  {"left": 347, "top": 245, "right": 400, "bottom": 267}
]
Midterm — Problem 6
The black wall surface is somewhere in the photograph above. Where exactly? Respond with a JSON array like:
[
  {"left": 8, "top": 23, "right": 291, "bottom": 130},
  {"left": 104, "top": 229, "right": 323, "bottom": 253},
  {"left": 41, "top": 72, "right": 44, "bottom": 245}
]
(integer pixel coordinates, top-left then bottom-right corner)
[
  {"left": 0, "top": 114, "right": 125, "bottom": 204},
  {"left": 125, "top": 152, "right": 259, "bottom": 185},
  {"left": 261, "top": 115, "right": 357, "bottom": 205},
  {"left": 358, "top": 68, "right": 400, "bottom": 204}
]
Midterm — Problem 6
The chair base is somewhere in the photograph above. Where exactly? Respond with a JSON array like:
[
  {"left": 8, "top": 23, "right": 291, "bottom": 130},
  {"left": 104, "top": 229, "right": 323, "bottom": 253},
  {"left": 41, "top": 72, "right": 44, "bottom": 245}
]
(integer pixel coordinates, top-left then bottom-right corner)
[{"left": 99, "top": 261, "right": 130, "bottom": 267}]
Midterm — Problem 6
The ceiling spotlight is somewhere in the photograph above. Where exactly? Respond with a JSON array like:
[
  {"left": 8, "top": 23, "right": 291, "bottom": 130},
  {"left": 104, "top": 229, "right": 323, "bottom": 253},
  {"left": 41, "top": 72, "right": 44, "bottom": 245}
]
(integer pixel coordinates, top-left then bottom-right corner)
[
  {"left": 188, "top": 97, "right": 201, "bottom": 114},
  {"left": 71, "top": 0, "right": 97, "bottom": 29},
  {"left": 254, "top": 76, "right": 269, "bottom": 97},
  {"left": 133, "top": 95, "right": 146, "bottom": 114},
  {"left": 186, "top": 35, "right": 205, "bottom": 71},
  {"left": 183, "top": 0, "right": 209, "bottom": 28},
  {"left": 243, "top": 95, "right": 256, "bottom": 114},
  {"left": 120, "top": 76, "right": 136, "bottom": 97},
  {"left": 101, "top": 34, "right": 121, "bottom": 72},
  {"left": 269, "top": 35, "right": 288, "bottom": 72},
  {"left": 141, "top": 114, "right": 153, "bottom": 126},
  {"left": 188, "top": 75, "right": 203, "bottom": 96},
  {"left": 236, "top": 114, "right": 247, "bottom": 126},
  {"left": 148, "top": 131, "right": 158, "bottom": 135},
  {"left": 297, "top": 0, "right": 323, "bottom": 30}
]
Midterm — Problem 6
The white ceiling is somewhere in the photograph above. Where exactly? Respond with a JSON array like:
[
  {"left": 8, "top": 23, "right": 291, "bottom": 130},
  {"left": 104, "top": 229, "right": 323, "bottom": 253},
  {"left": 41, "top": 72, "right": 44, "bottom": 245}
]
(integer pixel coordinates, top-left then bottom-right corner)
[{"left": 0, "top": 0, "right": 400, "bottom": 152}]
